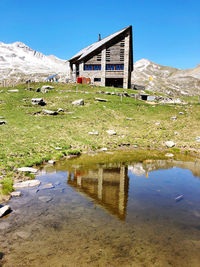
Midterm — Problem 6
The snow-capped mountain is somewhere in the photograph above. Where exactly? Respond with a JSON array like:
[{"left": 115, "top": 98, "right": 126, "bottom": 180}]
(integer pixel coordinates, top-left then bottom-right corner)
[
  {"left": 132, "top": 59, "right": 200, "bottom": 96},
  {"left": 0, "top": 41, "right": 69, "bottom": 85}
]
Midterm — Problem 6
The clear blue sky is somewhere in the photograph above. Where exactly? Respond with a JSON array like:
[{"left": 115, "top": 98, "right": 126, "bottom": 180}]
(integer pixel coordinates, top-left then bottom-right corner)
[{"left": 0, "top": 0, "right": 199, "bottom": 69}]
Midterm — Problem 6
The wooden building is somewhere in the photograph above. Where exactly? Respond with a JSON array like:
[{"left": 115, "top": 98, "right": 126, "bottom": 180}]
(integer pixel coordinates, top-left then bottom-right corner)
[{"left": 68, "top": 26, "right": 133, "bottom": 89}]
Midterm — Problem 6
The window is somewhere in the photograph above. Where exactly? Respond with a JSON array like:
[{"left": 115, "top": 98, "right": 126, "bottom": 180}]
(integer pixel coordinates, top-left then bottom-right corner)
[
  {"left": 106, "top": 48, "right": 110, "bottom": 62},
  {"left": 94, "top": 78, "right": 101, "bottom": 82},
  {"left": 84, "top": 65, "right": 101, "bottom": 71},
  {"left": 106, "top": 64, "right": 124, "bottom": 71},
  {"left": 97, "top": 53, "right": 101, "bottom": 61},
  {"left": 120, "top": 48, "right": 124, "bottom": 61}
]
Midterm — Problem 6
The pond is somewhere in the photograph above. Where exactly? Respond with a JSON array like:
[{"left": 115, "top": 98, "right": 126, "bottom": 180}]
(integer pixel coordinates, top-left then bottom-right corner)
[{"left": 1, "top": 151, "right": 200, "bottom": 266}]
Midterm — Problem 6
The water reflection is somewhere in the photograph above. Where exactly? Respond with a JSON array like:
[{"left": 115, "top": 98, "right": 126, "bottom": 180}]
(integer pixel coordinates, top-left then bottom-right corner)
[{"left": 67, "top": 166, "right": 129, "bottom": 220}]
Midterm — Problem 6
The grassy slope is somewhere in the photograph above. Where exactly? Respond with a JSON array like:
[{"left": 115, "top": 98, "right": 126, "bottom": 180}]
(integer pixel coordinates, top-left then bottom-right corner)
[{"left": 0, "top": 82, "right": 200, "bottom": 197}]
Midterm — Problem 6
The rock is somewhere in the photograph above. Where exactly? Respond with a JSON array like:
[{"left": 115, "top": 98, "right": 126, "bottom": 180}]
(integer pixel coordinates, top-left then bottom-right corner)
[
  {"left": 38, "top": 196, "right": 52, "bottom": 203},
  {"left": 11, "top": 191, "right": 21, "bottom": 197},
  {"left": 36, "top": 88, "right": 41, "bottom": 92},
  {"left": 0, "top": 205, "right": 11, "bottom": 218},
  {"left": 105, "top": 92, "right": 111, "bottom": 95},
  {"left": 171, "top": 116, "right": 177, "bottom": 120},
  {"left": 41, "top": 88, "right": 49, "bottom": 93},
  {"left": 99, "top": 147, "right": 108, "bottom": 151},
  {"left": 95, "top": 98, "right": 108, "bottom": 102},
  {"left": 8, "top": 89, "right": 19, "bottom": 92},
  {"left": 72, "top": 99, "right": 84, "bottom": 106},
  {"left": 155, "top": 122, "right": 160, "bottom": 126},
  {"left": 0, "top": 121, "right": 6, "bottom": 125},
  {"left": 0, "top": 117, "right": 5, "bottom": 119},
  {"left": 13, "top": 180, "right": 40, "bottom": 189},
  {"left": 57, "top": 108, "right": 64, "bottom": 112},
  {"left": 165, "top": 141, "right": 175, "bottom": 148},
  {"left": 179, "top": 112, "right": 184, "bottom": 115},
  {"left": 196, "top": 136, "right": 200, "bottom": 142},
  {"left": 88, "top": 131, "right": 99, "bottom": 135},
  {"left": 42, "top": 109, "right": 58, "bottom": 115},
  {"left": 165, "top": 153, "right": 174, "bottom": 157},
  {"left": 31, "top": 98, "right": 46, "bottom": 106},
  {"left": 48, "top": 160, "right": 55, "bottom": 164},
  {"left": 126, "top": 118, "right": 133, "bottom": 120},
  {"left": 133, "top": 145, "right": 138, "bottom": 148},
  {"left": 106, "top": 130, "right": 117, "bottom": 135},
  {"left": 17, "top": 167, "right": 38, "bottom": 173},
  {"left": 39, "top": 183, "right": 54, "bottom": 190},
  {"left": 15, "top": 231, "right": 31, "bottom": 239},
  {"left": 41, "top": 85, "right": 54, "bottom": 90},
  {"left": 55, "top": 147, "right": 62, "bottom": 150}
]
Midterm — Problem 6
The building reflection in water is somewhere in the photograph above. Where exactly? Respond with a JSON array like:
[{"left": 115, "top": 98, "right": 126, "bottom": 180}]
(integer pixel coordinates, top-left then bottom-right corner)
[{"left": 67, "top": 165, "right": 129, "bottom": 220}]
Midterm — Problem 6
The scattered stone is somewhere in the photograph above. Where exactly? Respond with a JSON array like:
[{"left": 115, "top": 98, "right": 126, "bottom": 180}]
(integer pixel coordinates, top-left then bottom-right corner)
[
  {"left": 72, "top": 99, "right": 84, "bottom": 106},
  {"left": 155, "top": 122, "right": 160, "bottom": 126},
  {"left": 57, "top": 108, "right": 64, "bottom": 112},
  {"left": 0, "top": 205, "right": 11, "bottom": 218},
  {"left": 55, "top": 147, "right": 62, "bottom": 150},
  {"left": 17, "top": 167, "right": 38, "bottom": 173},
  {"left": 11, "top": 191, "right": 22, "bottom": 197},
  {"left": 41, "top": 85, "right": 54, "bottom": 90},
  {"left": 42, "top": 109, "right": 58, "bottom": 115},
  {"left": 106, "top": 130, "right": 117, "bottom": 135},
  {"left": 179, "top": 112, "right": 184, "bottom": 115},
  {"left": 95, "top": 98, "right": 108, "bottom": 102},
  {"left": 38, "top": 196, "right": 52, "bottom": 203},
  {"left": 8, "top": 89, "right": 19, "bottom": 92},
  {"left": 171, "top": 116, "right": 177, "bottom": 120},
  {"left": 165, "top": 141, "right": 175, "bottom": 148},
  {"left": 31, "top": 98, "right": 46, "bottom": 106},
  {"left": 88, "top": 131, "right": 99, "bottom": 135},
  {"left": 13, "top": 180, "right": 40, "bottom": 189},
  {"left": 0, "top": 121, "right": 6, "bottom": 125},
  {"left": 196, "top": 137, "right": 200, "bottom": 142},
  {"left": 175, "top": 195, "right": 183, "bottom": 202},
  {"left": 48, "top": 160, "right": 55, "bottom": 164},
  {"left": 99, "top": 147, "right": 108, "bottom": 151},
  {"left": 165, "top": 153, "right": 174, "bottom": 157},
  {"left": 39, "top": 183, "right": 54, "bottom": 190},
  {"left": 15, "top": 231, "right": 31, "bottom": 239}
]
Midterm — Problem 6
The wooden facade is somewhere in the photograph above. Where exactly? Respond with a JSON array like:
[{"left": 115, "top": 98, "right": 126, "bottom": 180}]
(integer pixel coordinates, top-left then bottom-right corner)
[{"left": 68, "top": 26, "right": 133, "bottom": 89}]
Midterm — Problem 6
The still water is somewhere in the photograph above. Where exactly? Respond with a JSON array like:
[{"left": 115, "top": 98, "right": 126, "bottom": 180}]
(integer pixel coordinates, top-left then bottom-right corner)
[{"left": 1, "top": 152, "right": 200, "bottom": 266}]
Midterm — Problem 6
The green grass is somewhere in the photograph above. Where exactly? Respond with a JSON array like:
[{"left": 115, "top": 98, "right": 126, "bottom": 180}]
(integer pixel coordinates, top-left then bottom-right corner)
[{"left": 0, "top": 82, "right": 200, "bottom": 197}]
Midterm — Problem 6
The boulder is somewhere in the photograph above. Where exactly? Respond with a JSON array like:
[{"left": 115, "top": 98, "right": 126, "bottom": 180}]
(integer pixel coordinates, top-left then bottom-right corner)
[
  {"left": 72, "top": 99, "right": 84, "bottom": 106},
  {"left": 17, "top": 167, "right": 38, "bottom": 173},
  {"left": 0, "top": 205, "right": 11, "bottom": 218},
  {"left": 95, "top": 98, "right": 108, "bottom": 102},
  {"left": 165, "top": 141, "right": 175, "bottom": 148},
  {"left": 48, "top": 160, "right": 55, "bottom": 164},
  {"left": 11, "top": 191, "right": 21, "bottom": 197},
  {"left": 42, "top": 109, "right": 58, "bottom": 115},
  {"left": 57, "top": 108, "right": 64, "bottom": 112},
  {"left": 106, "top": 130, "right": 117, "bottom": 135},
  {"left": 31, "top": 98, "right": 46, "bottom": 106},
  {"left": 41, "top": 85, "right": 54, "bottom": 90},
  {"left": 13, "top": 180, "right": 40, "bottom": 189}
]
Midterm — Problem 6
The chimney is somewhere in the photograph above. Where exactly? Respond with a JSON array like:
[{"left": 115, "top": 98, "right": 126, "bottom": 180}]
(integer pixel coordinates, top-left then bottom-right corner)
[{"left": 98, "top": 34, "right": 101, "bottom": 41}]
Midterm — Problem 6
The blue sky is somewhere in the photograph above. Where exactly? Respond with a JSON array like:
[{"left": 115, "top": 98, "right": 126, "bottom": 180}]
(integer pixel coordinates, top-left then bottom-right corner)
[{"left": 0, "top": 0, "right": 199, "bottom": 69}]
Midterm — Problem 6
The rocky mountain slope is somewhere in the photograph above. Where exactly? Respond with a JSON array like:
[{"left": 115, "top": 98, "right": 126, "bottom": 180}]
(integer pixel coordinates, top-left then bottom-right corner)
[
  {"left": 0, "top": 41, "right": 199, "bottom": 96},
  {"left": 132, "top": 59, "right": 200, "bottom": 96},
  {"left": 0, "top": 41, "right": 69, "bottom": 85}
]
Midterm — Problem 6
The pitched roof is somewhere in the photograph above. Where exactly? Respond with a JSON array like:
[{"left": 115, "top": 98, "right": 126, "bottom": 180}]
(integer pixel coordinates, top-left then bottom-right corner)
[{"left": 69, "top": 26, "right": 131, "bottom": 62}]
